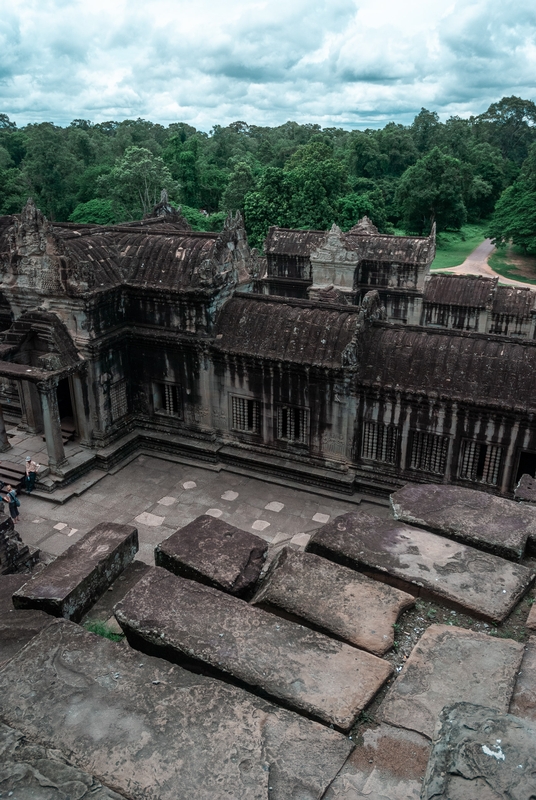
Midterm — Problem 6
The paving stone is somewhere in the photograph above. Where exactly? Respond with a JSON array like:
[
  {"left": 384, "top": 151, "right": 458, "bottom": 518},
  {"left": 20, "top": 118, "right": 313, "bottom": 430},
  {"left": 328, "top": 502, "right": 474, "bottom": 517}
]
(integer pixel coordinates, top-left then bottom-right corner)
[
  {"left": 222, "top": 490, "right": 239, "bottom": 501},
  {"left": 0, "top": 620, "right": 352, "bottom": 800},
  {"left": 155, "top": 514, "right": 268, "bottom": 596},
  {"left": 421, "top": 703, "right": 536, "bottom": 800},
  {"left": 157, "top": 495, "right": 177, "bottom": 506},
  {"left": 527, "top": 600, "right": 536, "bottom": 630},
  {"left": 0, "top": 573, "right": 53, "bottom": 666},
  {"left": 253, "top": 547, "right": 414, "bottom": 656},
  {"left": 115, "top": 567, "right": 392, "bottom": 730},
  {"left": 380, "top": 624, "right": 524, "bottom": 740},
  {"left": 509, "top": 636, "right": 536, "bottom": 722},
  {"left": 391, "top": 483, "right": 536, "bottom": 559},
  {"left": 265, "top": 501, "right": 284, "bottom": 512},
  {"left": 312, "top": 512, "right": 330, "bottom": 523},
  {"left": 307, "top": 511, "right": 534, "bottom": 623},
  {"left": 12, "top": 523, "right": 138, "bottom": 621},
  {"left": 182, "top": 480, "right": 197, "bottom": 489},
  {"left": 0, "top": 722, "right": 126, "bottom": 799},
  {"left": 252, "top": 519, "right": 270, "bottom": 531},
  {"left": 53, "top": 522, "right": 67, "bottom": 530},
  {"left": 134, "top": 511, "right": 164, "bottom": 527},
  {"left": 289, "top": 533, "right": 311, "bottom": 548},
  {"left": 206, "top": 507, "right": 223, "bottom": 517},
  {"left": 323, "top": 723, "right": 430, "bottom": 800}
]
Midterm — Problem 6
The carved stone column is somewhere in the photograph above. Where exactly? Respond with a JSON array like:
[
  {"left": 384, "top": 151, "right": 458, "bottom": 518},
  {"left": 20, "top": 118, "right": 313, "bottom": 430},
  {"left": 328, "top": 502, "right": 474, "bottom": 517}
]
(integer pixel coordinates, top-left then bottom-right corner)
[
  {"left": 19, "top": 380, "right": 43, "bottom": 434},
  {"left": 0, "top": 403, "right": 11, "bottom": 453},
  {"left": 38, "top": 380, "right": 66, "bottom": 470}
]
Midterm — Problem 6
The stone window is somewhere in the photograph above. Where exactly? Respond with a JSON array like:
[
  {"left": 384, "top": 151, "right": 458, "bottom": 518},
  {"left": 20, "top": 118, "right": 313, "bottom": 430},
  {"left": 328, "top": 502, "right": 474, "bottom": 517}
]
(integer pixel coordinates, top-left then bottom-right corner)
[
  {"left": 409, "top": 431, "right": 449, "bottom": 475},
  {"left": 231, "top": 396, "right": 262, "bottom": 434},
  {"left": 361, "top": 421, "right": 398, "bottom": 464},
  {"left": 489, "top": 313, "right": 528, "bottom": 337},
  {"left": 459, "top": 440, "right": 503, "bottom": 486},
  {"left": 154, "top": 382, "right": 182, "bottom": 418},
  {"left": 110, "top": 380, "right": 128, "bottom": 422},
  {"left": 276, "top": 405, "right": 309, "bottom": 445}
]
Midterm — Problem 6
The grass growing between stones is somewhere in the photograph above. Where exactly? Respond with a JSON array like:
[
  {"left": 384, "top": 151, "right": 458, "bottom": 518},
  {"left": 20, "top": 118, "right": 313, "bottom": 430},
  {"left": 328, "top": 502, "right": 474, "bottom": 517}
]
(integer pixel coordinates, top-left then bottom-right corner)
[
  {"left": 430, "top": 223, "right": 489, "bottom": 270},
  {"left": 84, "top": 620, "right": 124, "bottom": 643}
]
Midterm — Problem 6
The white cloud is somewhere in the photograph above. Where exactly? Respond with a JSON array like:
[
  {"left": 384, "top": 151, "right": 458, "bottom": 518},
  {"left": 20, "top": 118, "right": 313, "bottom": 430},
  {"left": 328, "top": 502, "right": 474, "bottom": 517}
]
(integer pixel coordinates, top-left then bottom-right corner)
[{"left": 0, "top": 0, "right": 535, "bottom": 129}]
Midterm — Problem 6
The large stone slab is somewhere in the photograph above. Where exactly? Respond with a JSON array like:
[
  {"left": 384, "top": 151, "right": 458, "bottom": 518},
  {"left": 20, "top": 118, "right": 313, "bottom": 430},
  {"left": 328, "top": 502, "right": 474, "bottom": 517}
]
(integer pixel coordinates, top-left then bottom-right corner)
[
  {"left": 380, "top": 624, "right": 524, "bottom": 740},
  {"left": 12, "top": 522, "right": 138, "bottom": 621},
  {"left": 252, "top": 546, "right": 414, "bottom": 656},
  {"left": 0, "top": 620, "right": 352, "bottom": 800},
  {"left": 509, "top": 635, "right": 536, "bottom": 722},
  {"left": 307, "top": 511, "right": 534, "bottom": 622},
  {"left": 0, "top": 573, "right": 52, "bottom": 666},
  {"left": 391, "top": 483, "right": 536, "bottom": 559},
  {"left": 0, "top": 722, "right": 126, "bottom": 799},
  {"left": 323, "top": 723, "right": 430, "bottom": 800},
  {"left": 421, "top": 703, "right": 536, "bottom": 799},
  {"left": 155, "top": 514, "right": 267, "bottom": 597},
  {"left": 114, "top": 566, "right": 392, "bottom": 730}
]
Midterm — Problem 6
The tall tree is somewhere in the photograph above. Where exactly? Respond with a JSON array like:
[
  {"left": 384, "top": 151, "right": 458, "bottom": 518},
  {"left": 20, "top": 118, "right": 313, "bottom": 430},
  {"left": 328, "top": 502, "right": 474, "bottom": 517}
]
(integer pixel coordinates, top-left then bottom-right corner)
[
  {"left": 488, "top": 143, "right": 536, "bottom": 254},
  {"left": 99, "top": 146, "right": 178, "bottom": 219}
]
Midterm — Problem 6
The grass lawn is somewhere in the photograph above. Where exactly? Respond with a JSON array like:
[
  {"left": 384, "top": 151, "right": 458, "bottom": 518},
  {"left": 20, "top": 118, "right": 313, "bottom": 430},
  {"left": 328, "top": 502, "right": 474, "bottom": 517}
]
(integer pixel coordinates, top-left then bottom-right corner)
[
  {"left": 430, "top": 223, "right": 489, "bottom": 270},
  {"left": 488, "top": 246, "right": 536, "bottom": 286}
]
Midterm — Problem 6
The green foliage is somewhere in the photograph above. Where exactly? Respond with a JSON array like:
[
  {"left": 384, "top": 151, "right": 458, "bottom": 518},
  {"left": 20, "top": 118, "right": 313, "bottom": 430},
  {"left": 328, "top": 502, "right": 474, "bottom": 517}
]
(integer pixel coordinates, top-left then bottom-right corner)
[
  {"left": 488, "top": 143, "right": 536, "bottom": 255},
  {"left": 99, "top": 145, "right": 178, "bottom": 219},
  {"left": 220, "top": 160, "right": 257, "bottom": 212},
  {"left": 395, "top": 147, "right": 467, "bottom": 234},
  {"left": 431, "top": 223, "right": 490, "bottom": 270},
  {"left": 84, "top": 620, "right": 124, "bottom": 642},
  {"left": 337, "top": 189, "right": 389, "bottom": 232},
  {"left": 69, "top": 198, "right": 118, "bottom": 225}
]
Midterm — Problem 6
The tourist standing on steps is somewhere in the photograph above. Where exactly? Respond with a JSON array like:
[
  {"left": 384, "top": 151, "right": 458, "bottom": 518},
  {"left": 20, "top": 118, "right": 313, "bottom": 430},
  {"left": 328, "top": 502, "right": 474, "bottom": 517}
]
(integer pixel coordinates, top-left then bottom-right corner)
[
  {"left": 3, "top": 484, "right": 20, "bottom": 523},
  {"left": 25, "top": 456, "right": 40, "bottom": 494}
]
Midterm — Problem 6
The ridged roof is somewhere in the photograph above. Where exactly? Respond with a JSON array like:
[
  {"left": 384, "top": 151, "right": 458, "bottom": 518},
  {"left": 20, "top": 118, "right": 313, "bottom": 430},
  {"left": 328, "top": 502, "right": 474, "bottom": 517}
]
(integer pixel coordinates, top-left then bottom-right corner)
[
  {"left": 492, "top": 285, "right": 536, "bottom": 316},
  {"left": 423, "top": 274, "right": 497, "bottom": 308},
  {"left": 360, "top": 325, "right": 536, "bottom": 408},
  {"left": 214, "top": 296, "right": 359, "bottom": 368},
  {"left": 264, "top": 227, "right": 327, "bottom": 257}
]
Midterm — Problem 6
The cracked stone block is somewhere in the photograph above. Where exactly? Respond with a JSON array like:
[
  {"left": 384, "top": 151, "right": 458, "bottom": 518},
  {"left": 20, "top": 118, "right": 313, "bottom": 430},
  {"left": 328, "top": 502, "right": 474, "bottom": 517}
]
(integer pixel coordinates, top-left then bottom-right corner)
[
  {"left": 391, "top": 483, "right": 536, "bottom": 559},
  {"left": 114, "top": 567, "right": 392, "bottom": 731},
  {"left": 12, "top": 523, "right": 138, "bottom": 621},
  {"left": 252, "top": 547, "right": 414, "bottom": 656},
  {"left": 0, "top": 620, "right": 352, "bottom": 800},
  {"left": 155, "top": 514, "right": 267, "bottom": 596},
  {"left": 323, "top": 723, "right": 430, "bottom": 800},
  {"left": 0, "top": 573, "right": 53, "bottom": 666},
  {"left": 509, "top": 636, "right": 536, "bottom": 722},
  {"left": 306, "top": 511, "right": 535, "bottom": 623},
  {"left": 421, "top": 703, "right": 536, "bottom": 799},
  {"left": 0, "top": 722, "right": 126, "bottom": 798},
  {"left": 380, "top": 624, "right": 524, "bottom": 740}
]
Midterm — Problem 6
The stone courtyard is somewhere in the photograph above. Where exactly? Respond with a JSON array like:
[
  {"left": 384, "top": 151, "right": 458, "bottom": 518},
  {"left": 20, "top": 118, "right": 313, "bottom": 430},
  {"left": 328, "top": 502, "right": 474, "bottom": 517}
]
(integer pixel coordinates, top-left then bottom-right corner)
[{"left": 1, "top": 453, "right": 536, "bottom": 799}]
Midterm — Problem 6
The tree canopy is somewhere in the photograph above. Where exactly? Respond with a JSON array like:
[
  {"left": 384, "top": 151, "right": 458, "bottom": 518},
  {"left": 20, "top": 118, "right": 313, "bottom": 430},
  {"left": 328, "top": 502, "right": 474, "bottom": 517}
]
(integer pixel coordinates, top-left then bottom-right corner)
[{"left": 0, "top": 96, "right": 534, "bottom": 246}]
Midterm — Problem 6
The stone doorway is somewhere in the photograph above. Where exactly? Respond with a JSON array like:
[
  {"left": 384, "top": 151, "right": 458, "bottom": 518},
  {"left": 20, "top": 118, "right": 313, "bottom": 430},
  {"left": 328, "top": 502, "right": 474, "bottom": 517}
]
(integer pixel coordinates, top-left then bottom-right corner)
[
  {"left": 515, "top": 449, "right": 536, "bottom": 484},
  {"left": 56, "top": 377, "right": 76, "bottom": 442}
]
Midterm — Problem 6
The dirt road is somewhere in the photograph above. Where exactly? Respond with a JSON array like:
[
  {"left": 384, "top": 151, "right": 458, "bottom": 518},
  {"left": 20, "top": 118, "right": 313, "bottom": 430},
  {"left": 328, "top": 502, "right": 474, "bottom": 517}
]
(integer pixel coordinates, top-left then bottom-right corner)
[{"left": 438, "top": 238, "right": 536, "bottom": 289}]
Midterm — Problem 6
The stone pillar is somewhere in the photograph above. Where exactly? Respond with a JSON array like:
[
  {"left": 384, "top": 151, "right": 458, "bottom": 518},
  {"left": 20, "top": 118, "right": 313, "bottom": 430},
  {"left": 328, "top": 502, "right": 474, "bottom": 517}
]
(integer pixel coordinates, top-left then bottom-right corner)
[
  {"left": 19, "top": 380, "right": 43, "bottom": 434},
  {"left": 0, "top": 403, "right": 11, "bottom": 452},
  {"left": 71, "top": 372, "right": 92, "bottom": 446},
  {"left": 38, "top": 380, "right": 66, "bottom": 470}
]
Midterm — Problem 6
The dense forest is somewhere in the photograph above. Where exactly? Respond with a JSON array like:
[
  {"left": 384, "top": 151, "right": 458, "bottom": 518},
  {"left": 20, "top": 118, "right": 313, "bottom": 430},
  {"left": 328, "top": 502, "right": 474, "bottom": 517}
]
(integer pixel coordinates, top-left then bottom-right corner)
[{"left": 0, "top": 96, "right": 535, "bottom": 251}]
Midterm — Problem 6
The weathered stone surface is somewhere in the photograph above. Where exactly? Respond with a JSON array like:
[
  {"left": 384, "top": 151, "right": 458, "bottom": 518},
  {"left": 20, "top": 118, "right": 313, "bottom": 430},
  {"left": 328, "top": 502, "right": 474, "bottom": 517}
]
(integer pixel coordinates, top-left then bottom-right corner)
[
  {"left": 391, "top": 483, "right": 536, "bottom": 559},
  {"left": 509, "top": 636, "right": 536, "bottom": 722},
  {"left": 307, "top": 511, "right": 534, "bottom": 622},
  {"left": 0, "top": 722, "right": 126, "bottom": 799},
  {"left": 0, "top": 512, "right": 39, "bottom": 574},
  {"left": 421, "top": 703, "right": 536, "bottom": 799},
  {"left": 514, "top": 472, "right": 536, "bottom": 503},
  {"left": 12, "top": 523, "right": 138, "bottom": 621},
  {"left": 0, "top": 573, "right": 52, "bottom": 665},
  {"left": 527, "top": 599, "right": 536, "bottom": 630},
  {"left": 323, "top": 723, "right": 430, "bottom": 800},
  {"left": 380, "top": 624, "right": 524, "bottom": 740},
  {"left": 0, "top": 620, "right": 352, "bottom": 800},
  {"left": 82, "top": 560, "right": 151, "bottom": 623},
  {"left": 155, "top": 514, "right": 267, "bottom": 597},
  {"left": 115, "top": 566, "right": 392, "bottom": 730},
  {"left": 252, "top": 546, "right": 414, "bottom": 655}
]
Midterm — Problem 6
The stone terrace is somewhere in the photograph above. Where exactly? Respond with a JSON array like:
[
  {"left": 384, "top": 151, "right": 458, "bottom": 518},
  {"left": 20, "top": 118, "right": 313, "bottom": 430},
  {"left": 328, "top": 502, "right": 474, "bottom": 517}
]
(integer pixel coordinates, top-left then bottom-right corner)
[{"left": 1, "top": 456, "right": 536, "bottom": 799}]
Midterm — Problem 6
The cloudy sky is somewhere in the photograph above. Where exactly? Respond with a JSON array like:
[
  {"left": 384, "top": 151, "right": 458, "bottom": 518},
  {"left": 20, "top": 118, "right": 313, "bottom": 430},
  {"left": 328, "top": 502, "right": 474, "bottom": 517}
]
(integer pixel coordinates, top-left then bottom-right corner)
[{"left": 1, "top": 0, "right": 536, "bottom": 130}]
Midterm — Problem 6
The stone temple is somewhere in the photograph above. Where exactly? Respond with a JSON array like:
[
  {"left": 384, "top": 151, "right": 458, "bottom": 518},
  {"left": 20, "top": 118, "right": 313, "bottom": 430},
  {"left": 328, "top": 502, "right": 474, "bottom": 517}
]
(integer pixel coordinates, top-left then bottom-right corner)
[
  {"left": 1, "top": 198, "right": 536, "bottom": 799},
  {"left": 0, "top": 197, "right": 535, "bottom": 497}
]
